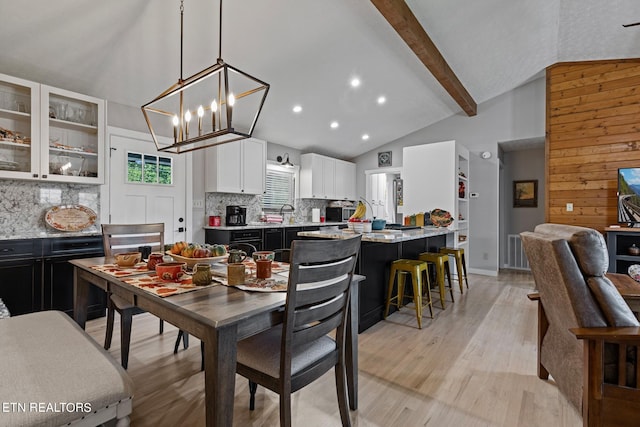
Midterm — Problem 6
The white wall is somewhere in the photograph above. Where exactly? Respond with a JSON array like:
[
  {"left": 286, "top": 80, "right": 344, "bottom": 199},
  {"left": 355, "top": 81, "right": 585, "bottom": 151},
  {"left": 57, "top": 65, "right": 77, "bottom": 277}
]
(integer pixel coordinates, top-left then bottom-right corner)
[{"left": 353, "top": 77, "right": 546, "bottom": 274}]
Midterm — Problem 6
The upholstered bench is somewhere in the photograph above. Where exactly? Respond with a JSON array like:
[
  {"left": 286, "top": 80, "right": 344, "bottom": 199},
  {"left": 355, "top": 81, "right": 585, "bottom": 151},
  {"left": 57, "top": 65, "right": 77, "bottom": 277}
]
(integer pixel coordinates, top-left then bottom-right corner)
[{"left": 0, "top": 311, "right": 134, "bottom": 426}]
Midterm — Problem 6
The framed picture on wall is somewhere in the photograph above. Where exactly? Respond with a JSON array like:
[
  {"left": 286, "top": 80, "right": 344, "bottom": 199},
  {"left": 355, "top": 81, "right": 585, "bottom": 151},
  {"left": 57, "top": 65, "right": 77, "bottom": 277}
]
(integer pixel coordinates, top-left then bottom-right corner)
[
  {"left": 513, "top": 180, "right": 538, "bottom": 208},
  {"left": 378, "top": 151, "right": 392, "bottom": 167}
]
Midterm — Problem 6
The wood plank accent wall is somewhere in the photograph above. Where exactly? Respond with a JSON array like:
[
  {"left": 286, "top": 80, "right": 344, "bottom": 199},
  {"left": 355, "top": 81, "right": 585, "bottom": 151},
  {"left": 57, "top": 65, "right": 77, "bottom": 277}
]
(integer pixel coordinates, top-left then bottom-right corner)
[{"left": 546, "top": 59, "right": 640, "bottom": 232}]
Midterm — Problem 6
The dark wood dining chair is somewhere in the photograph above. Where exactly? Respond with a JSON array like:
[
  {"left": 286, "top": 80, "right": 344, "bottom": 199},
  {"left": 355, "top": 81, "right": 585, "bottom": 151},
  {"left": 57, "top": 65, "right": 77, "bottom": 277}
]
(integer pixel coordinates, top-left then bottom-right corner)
[
  {"left": 235, "top": 235, "right": 362, "bottom": 427},
  {"left": 102, "top": 223, "right": 167, "bottom": 369},
  {"left": 228, "top": 242, "right": 258, "bottom": 256}
]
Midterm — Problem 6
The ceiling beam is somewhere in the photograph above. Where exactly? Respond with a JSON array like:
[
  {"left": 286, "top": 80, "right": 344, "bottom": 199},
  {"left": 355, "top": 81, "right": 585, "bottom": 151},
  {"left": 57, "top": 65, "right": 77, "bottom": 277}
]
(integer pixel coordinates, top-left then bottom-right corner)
[{"left": 370, "top": 0, "right": 477, "bottom": 116}]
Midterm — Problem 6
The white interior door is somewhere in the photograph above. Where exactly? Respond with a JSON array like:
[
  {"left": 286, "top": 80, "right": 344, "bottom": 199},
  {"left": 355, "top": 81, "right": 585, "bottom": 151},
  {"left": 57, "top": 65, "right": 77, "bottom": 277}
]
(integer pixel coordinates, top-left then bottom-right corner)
[{"left": 108, "top": 129, "right": 188, "bottom": 245}]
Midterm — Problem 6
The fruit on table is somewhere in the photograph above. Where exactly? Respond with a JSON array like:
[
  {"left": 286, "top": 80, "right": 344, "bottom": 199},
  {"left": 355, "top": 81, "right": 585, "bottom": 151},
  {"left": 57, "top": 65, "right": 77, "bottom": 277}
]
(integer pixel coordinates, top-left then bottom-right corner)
[
  {"left": 170, "top": 242, "right": 227, "bottom": 258},
  {"left": 171, "top": 241, "right": 188, "bottom": 254},
  {"left": 349, "top": 201, "right": 366, "bottom": 220}
]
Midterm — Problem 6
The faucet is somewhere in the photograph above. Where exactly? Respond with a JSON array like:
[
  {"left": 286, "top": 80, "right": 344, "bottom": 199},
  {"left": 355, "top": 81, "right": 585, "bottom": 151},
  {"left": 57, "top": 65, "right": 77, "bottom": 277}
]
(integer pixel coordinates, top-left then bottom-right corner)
[
  {"left": 360, "top": 198, "right": 375, "bottom": 219},
  {"left": 279, "top": 204, "right": 295, "bottom": 223}
]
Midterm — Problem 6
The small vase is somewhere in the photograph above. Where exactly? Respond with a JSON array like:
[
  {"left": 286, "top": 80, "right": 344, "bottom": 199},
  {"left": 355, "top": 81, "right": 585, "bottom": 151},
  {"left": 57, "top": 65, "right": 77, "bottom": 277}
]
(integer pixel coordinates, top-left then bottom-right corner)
[{"left": 629, "top": 244, "right": 640, "bottom": 256}]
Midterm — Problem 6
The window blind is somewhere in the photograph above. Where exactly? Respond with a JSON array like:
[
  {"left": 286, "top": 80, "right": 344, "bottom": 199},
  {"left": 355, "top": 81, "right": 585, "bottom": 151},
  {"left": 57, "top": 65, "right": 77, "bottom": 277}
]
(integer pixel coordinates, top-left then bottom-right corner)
[{"left": 263, "top": 168, "right": 294, "bottom": 210}]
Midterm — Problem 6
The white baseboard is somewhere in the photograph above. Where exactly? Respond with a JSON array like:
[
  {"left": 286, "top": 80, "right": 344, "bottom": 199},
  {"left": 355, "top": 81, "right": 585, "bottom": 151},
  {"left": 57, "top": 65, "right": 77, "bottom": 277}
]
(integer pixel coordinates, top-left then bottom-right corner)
[{"left": 468, "top": 268, "right": 498, "bottom": 277}]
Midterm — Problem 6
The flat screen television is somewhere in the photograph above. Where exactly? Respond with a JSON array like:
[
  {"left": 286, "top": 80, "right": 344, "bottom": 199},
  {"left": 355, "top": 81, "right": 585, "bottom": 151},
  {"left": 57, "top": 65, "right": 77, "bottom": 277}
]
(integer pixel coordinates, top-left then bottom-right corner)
[{"left": 617, "top": 167, "right": 640, "bottom": 224}]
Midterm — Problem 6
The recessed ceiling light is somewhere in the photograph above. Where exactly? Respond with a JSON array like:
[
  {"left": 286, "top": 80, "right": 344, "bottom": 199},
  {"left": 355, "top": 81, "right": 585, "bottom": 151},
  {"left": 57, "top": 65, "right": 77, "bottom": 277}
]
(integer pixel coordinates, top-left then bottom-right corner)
[
  {"left": 330, "top": 121, "right": 339, "bottom": 129},
  {"left": 361, "top": 134, "right": 369, "bottom": 141},
  {"left": 350, "top": 78, "right": 361, "bottom": 88},
  {"left": 292, "top": 105, "right": 302, "bottom": 113},
  {"left": 377, "top": 96, "right": 386, "bottom": 105}
]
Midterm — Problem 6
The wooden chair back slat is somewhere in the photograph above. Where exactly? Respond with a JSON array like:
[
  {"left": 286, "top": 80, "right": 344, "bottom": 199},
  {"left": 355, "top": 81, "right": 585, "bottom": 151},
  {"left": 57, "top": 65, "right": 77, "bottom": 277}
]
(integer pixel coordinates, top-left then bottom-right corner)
[
  {"left": 102, "top": 223, "right": 164, "bottom": 258},
  {"left": 296, "top": 258, "right": 355, "bottom": 284},
  {"left": 292, "top": 311, "right": 343, "bottom": 347},
  {"left": 294, "top": 278, "right": 350, "bottom": 310},
  {"left": 619, "top": 343, "right": 628, "bottom": 386},
  {"left": 293, "top": 292, "right": 346, "bottom": 328}
]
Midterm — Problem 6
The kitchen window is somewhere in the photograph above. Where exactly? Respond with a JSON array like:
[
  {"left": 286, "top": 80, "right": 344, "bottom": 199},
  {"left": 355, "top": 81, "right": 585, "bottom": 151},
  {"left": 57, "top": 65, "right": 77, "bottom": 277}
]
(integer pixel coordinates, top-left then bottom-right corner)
[
  {"left": 263, "top": 163, "right": 296, "bottom": 211},
  {"left": 127, "top": 152, "right": 173, "bottom": 185}
]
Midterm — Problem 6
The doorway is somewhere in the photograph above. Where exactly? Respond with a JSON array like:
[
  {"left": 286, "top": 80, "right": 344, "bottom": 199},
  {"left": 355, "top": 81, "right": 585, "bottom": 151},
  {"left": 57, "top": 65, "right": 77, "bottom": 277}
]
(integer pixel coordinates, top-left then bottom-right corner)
[
  {"left": 365, "top": 167, "right": 403, "bottom": 223},
  {"left": 498, "top": 138, "right": 545, "bottom": 270},
  {"left": 107, "top": 127, "right": 192, "bottom": 244}
]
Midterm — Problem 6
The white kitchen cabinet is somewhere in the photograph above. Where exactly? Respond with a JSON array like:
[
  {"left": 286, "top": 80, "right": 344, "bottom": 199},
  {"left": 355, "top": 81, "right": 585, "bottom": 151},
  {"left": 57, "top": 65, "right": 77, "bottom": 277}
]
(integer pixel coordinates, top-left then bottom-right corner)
[
  {"left": 334, "top": 159, "right": 356, "bottom": 200},
  {"left": 0, "top": 74, "right": 40, "bottom": 181},
  {"left": 300, "top": 153, "right": 355, "bottom": 200},
  {"left": 205, "top": 137, "right": 266, "bottom": 194},
  {"left": 0, "top": 73, "right": 104, "bottom": 184},
  {"left": 41, "top": 85, "right": 104, "bottom": 184}
]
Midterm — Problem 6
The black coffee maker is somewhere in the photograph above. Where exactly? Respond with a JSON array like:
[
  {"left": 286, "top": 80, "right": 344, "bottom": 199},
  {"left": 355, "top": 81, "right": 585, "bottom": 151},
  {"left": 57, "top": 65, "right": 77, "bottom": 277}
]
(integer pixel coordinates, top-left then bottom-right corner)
[{"left": 226, "top": 205, "right": 247, "bottom": 226}]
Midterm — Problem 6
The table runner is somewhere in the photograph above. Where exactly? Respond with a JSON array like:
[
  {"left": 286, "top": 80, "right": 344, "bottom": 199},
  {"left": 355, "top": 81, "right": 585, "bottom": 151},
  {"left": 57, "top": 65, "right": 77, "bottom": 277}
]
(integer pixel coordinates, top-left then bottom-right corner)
[
  {"left": 122, "top": 273, "right": 216, "bottom": 297},
  {"left": 89, "top": 263, "right": 150, "bottom": 277},
  {"left": 210, "top": 264, "right": 289, "bottom": 292}
]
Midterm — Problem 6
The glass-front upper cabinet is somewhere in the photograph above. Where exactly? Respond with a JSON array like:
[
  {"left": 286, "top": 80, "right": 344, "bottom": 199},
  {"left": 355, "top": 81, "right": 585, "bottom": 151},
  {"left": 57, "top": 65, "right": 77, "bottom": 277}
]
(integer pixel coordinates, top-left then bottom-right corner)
[
  {"left": 41, "top": 85, "right": 104, "bottom": 184},
  {"left": 0, "top": 73, "right": 40, "bottom": 180}
]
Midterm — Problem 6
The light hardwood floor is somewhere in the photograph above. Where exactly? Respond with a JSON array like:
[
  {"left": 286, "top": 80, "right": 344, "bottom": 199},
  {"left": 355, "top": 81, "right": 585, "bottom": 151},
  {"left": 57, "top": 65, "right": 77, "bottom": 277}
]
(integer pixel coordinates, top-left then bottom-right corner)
[{"left": 84, "top": 270, "right": 582, "bottom": 426}]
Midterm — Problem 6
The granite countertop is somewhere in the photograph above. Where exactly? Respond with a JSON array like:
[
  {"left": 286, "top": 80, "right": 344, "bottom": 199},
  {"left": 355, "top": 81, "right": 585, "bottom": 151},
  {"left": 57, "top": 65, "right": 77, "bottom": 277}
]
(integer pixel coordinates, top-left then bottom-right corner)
[
  {"left": 297, "top": 226, "right": 456, "bottom": 243},
  {"left": 0, "top": 229, "right": 103, "bottom": 241},
  {"left": 204, "top": 222, "right": 346, "bottom": 231}
]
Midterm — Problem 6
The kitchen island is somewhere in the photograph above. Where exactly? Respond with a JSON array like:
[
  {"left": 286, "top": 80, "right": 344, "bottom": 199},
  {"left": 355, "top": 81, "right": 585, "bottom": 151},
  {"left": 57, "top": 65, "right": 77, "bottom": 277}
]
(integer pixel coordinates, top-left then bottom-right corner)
[{"left": 298, "top": 227, "right": 456, "bottom": 332}]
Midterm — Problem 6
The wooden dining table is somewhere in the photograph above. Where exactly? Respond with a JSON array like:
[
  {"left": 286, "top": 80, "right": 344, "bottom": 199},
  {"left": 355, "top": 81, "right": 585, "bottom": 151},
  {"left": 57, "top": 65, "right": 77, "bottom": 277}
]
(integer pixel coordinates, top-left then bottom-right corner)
[{"left": 72, "top": 257, "right": 363, "bottom": 427}]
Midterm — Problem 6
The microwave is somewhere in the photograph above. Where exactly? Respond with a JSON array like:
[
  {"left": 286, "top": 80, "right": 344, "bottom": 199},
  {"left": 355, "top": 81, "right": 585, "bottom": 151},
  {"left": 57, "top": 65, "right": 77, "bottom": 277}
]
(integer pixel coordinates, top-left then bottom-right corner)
[{"left": 326, "top": 206, "right": 356, "bottom": 222}]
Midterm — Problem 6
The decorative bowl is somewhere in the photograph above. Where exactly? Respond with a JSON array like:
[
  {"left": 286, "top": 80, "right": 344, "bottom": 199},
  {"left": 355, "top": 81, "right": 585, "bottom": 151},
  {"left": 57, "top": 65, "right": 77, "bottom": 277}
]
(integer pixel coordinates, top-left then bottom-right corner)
[
  {"left": 155, "top": 262, "right": 188, "bottom": 282},
  {"left": 430, "top": 208, "right": 453, "bottom": 227},
  {"left": 629, "top": 264, "right": 640, "bottom": 282},
  {"left": 165, "top": 251, "right": 227, "bottom": 268},
  {"left": 372, "top": 219, "right": 386, "bottom": 230},
  {"left": 114, "top": 252, "right": 142, "bottom": 267}
]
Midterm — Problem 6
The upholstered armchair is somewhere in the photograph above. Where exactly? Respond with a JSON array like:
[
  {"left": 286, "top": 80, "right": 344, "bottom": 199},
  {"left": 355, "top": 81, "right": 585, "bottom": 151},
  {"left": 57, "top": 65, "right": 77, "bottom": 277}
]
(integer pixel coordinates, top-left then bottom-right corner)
[{"left": 521, "top": 223, "right": 640, "bottom": 427}]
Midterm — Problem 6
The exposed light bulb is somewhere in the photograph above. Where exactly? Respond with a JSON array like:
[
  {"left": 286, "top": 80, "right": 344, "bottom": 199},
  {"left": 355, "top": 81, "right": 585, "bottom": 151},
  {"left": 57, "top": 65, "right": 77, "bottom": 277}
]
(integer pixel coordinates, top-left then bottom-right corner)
[
  {"left": 184, "top": 110, "right": 191, "bottom": 139},
  {"left": 330, "top": 121, "right": 339, "bottom": 129},
  {"left": 172, "top": 115, "right": 179, "bottom": 142},
  {"left": 350, "top": 78, "right": 361, "bottom": 88},
  {"left": 228, "top": 93, "right": 236, "bottom": 106},
  {"left": 292, "top": 105, "right": 302, "bottom": 113},
  {"left": 377, "top": 96, "right": 386, "bottom": 105},
  {"left": 211, "top": 100, "right": 218, "bottom": 112},
  {"left": 197, "top": 105, "right": 204, "bottom": 135},
  {"left": 362, "top": 134, "right": 370, "bottom": 141}
]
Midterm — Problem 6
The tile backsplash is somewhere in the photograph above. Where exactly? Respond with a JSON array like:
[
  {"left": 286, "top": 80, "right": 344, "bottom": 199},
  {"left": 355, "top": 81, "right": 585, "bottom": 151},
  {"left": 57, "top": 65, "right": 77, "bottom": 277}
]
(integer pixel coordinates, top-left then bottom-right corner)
[
  {"left": 205, "top": 192, "right": 328, "bottom": 225},
  {"left": 0, "top": 179, "right": 100, "bottom": 238}
]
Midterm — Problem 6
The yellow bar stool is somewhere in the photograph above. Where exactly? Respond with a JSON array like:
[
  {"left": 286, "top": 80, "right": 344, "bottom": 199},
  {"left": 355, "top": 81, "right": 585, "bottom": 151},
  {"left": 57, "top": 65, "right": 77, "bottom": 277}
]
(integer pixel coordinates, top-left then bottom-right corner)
[
  {"left": 384, "top": 259, "right": 433, "bottom": 329},
  {"left": 418, "top": 252, "right": 455, "bottom": 309},
  {"left": 439, "top": 247, "right": 469, "bottom": 293}
]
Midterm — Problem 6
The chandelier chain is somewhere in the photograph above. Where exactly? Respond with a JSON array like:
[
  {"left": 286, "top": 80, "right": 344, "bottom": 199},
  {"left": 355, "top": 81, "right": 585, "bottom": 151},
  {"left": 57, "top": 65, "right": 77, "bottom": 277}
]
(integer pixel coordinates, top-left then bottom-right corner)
[
  {"left": 218, "top": 0, "right": 223, "bottom": 59},
  {"left": 179, "top": 0, "right": 184, "bottom": 80}
]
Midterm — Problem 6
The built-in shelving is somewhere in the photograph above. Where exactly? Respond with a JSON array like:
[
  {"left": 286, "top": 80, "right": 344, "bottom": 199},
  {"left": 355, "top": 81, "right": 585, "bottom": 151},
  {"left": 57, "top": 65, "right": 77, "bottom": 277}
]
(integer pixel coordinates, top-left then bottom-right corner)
[{"left": 0, "top": 72, "right": 104, "bottom": 184}]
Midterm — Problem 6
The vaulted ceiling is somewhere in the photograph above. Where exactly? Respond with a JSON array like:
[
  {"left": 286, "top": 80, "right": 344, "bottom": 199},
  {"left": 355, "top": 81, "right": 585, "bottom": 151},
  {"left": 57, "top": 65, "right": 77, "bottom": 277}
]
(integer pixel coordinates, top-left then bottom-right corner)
[{"left": 2, "top": 0, "right": 640, "bottom": 159}]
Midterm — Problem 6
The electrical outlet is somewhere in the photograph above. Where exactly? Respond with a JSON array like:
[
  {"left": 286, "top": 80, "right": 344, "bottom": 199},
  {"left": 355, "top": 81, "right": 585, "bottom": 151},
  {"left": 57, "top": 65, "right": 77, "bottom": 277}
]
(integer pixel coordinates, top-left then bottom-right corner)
[
  {"left": 193, "top": 199, "right": 204, "bottom": 209},
  {"left": 566, "top": 203, "right": 573, "bottom": 212}
]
